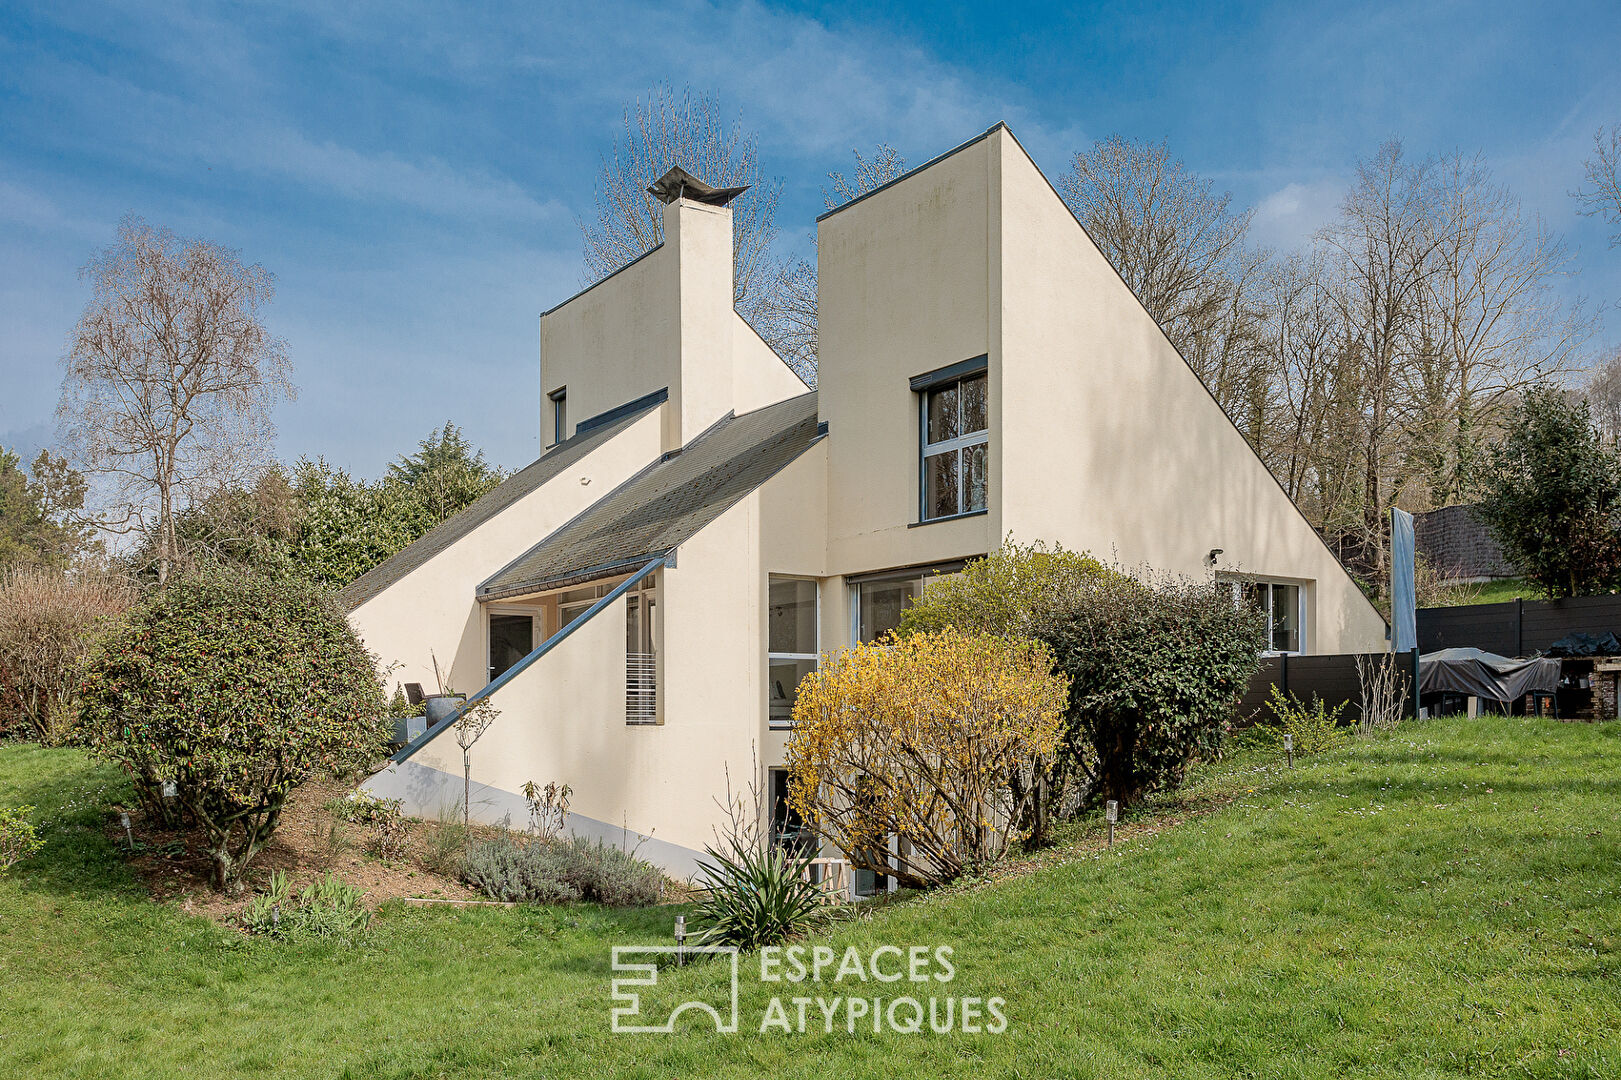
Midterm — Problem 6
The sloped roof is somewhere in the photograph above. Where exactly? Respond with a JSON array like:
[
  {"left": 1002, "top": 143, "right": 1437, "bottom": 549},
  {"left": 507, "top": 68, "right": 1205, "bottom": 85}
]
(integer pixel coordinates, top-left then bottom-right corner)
[
  {"left": 338, "top": 389, "right": 667, "bottom": 611},
  {"left": 479, "top": 392, "right": 824, "bottom": 601}
]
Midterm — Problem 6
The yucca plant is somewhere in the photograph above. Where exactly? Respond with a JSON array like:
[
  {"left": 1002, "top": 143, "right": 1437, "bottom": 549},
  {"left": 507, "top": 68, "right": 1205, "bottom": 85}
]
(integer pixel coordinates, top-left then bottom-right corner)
[{"left": 691, "top": 838, "right": 824, "bottom": 951}]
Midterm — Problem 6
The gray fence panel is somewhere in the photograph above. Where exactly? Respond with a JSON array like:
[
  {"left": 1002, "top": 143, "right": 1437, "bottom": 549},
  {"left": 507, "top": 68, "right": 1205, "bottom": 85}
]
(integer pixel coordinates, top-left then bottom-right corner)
[
  {"left": 1418, "top": 595, "right": 1621, "bottom": 656},
  {"left": 1237, "top": 650, "right": 1417, "bottom": 725}
]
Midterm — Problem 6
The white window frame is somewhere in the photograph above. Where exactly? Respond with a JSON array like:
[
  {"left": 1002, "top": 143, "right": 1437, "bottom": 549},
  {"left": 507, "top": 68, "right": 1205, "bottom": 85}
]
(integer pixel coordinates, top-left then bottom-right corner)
[
  {"left": 1219, "top": 577, "right": 1306, "bottom": 656},
  {"left": 487, "top": 605, "right": 541, "bottom": 683},
  {"left": 625, "top": 577, "right": 659, "bottom": 725},
  {"left": 767, "top": 576, "right": 819, "bottom": 729}
]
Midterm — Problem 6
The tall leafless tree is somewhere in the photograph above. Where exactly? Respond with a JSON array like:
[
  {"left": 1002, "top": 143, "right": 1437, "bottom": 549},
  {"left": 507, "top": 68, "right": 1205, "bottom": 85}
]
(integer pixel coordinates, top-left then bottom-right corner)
[
  {"left": 1411, "top": 152, "right": 1588, "bottom": 504},
  {"left": 1058, "top": 135, "right": 1270, "bottom": 424},
  {"left": 58, "top": 216, "right": 293, "bottom": 585},
  {"left": 579, "top": 86, "right": 796, "bottom": 364},
  {"left": 1316, "top": 140, "right": 1445, "bottom": 572},
  {"left": 1573, "top": 123, "right": 1621, "bottom": 247}
]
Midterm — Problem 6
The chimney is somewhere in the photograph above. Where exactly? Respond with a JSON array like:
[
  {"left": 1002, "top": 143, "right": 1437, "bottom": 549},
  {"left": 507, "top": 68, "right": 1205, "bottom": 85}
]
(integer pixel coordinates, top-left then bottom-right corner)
[{"left": 652, "top": 166, "right": 743, "bottom": 448}]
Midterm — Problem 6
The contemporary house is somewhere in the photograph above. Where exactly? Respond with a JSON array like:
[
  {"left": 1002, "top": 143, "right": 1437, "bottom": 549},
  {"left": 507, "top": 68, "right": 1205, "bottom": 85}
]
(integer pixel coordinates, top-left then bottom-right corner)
[{"left": 347, "top": 124, "right": 1388, "bottom": 877}]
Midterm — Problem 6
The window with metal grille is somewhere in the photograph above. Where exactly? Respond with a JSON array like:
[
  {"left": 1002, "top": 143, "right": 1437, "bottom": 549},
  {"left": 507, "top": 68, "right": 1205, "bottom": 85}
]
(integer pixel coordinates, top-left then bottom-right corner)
[{"left": 626, "top": 581, "right": 658, "bottom": 724}]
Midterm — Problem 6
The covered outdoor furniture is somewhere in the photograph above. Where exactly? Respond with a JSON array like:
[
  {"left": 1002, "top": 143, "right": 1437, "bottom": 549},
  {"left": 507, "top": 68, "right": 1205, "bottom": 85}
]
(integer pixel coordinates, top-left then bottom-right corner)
[{"left": 1419, "top": 647, "right": 1561, "bottom": 705}]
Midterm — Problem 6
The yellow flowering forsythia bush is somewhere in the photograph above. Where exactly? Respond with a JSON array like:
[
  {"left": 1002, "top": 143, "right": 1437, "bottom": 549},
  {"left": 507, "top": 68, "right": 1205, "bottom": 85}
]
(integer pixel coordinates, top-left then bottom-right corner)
[{"left": 785, "top": 630, "right": 1067, "bottom": 889}]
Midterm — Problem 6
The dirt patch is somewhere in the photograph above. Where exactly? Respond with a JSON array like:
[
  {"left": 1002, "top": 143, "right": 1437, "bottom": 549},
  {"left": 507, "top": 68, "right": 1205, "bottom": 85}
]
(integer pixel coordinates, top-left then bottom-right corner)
[{"left": 112, "top": 774, "right": 485, "bottom": 925}]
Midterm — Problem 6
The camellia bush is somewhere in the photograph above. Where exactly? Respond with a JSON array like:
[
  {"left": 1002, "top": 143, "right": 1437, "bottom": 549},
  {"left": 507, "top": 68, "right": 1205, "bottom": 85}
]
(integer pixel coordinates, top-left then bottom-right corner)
[
  {"left": 785, "top": 629, "right": 1067, "bottom": 889},
  {"left": 1040, "top": 571, "right": 1266, "bottom": 808},
  {"left": 79, "top": 571, "right": 389, "bottom": 892}
]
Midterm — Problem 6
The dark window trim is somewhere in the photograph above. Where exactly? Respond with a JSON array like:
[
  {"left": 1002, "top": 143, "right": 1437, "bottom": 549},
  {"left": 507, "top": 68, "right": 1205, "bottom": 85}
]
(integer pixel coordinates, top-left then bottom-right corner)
[
  {"left": 908, "top": 508, "right": 988, "bottom": 529},
  {"left": 909, "top": 354, "right": 987, "bottom": 392},
  {"left": 845, "top": 558, "right": 969, "bottom": 586},
  {"left": 573, "top": 387, "right": 669, "bottom": 436},
  {"left": 916, "top": 359, "right": 989, "bottom": 523},
  {"left": 548, "top": 386, "right": 567, "bottom": 446}
]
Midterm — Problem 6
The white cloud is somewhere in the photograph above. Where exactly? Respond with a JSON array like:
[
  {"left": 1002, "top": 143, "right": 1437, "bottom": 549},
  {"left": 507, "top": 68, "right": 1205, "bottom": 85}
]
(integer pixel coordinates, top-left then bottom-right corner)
[
  {"left": 242, "top": 128, "right": 561, "bottom": 223},
  {"left": 1251, "top": 178, "right": 1345, "bottom": 252}
]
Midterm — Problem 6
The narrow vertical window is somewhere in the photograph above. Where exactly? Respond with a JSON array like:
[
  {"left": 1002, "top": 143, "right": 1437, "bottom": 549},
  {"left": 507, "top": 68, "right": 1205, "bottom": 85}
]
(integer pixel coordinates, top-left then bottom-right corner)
[
  {"left": 767, "top": 577, "right": 818, "bottom": 727},
  {"left": 549, "top": 386, "right": 567, "bottom": 445},
  {"left": 626, "top": 579, "right": 658, "bottom": 723},
  {"left": 488, "top": 612, "right": 535, "bottom": 682}
]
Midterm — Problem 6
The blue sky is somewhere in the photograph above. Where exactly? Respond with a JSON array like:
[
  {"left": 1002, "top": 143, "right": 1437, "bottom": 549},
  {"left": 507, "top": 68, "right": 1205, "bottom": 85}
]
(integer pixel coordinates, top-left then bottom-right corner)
[{"left": 2, "top": 0, "right": 1618, "bottom": 476}]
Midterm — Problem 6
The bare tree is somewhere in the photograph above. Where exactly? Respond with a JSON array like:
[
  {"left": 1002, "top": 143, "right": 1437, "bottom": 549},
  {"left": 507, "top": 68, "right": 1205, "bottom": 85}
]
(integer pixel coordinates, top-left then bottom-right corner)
[
  {"left": 1316, "top": 140, "right": 1444, "bottom": 573},
  {"left": 580, "top": 86, "right": 792, "bottom": 357},
  {"left": 770, "top": 144, "right": 911, "bottom": 381},
  {"left": 825, "top": 144, "right": 908, "bottom": 207},
  {"left": 1587, "top": 348, "right": 1621, "bottom": 446},
  {"left": 1059, "top": 135, "right": 1269, "bottom": 418},
  {"left": 1411, "top": 152, "right": 1589, "bottom": 505},
  {"left": 58, "top": 216, "right": 293, "bottom": 585},
  {"left": 1573, "top": 124, "right": 1621, "bottom": 247}
]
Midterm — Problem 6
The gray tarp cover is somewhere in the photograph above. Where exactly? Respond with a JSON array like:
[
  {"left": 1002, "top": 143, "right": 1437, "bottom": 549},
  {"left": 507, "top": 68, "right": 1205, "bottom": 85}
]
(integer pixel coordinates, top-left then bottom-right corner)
[{"left": 1419, "top": 648, "right": 1562, "bottom": 702}]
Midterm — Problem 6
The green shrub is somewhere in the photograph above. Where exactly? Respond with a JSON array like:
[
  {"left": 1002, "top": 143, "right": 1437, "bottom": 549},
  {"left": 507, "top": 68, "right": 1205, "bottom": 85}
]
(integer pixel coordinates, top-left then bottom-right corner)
[
  {"left": 242, "top": 871, "right": 370, "bottom": 939},
  {"left": 463, "top": 833, "right": 665, "bottom": 906},
  {"left": 79, "top": 570, "right": 389, "bottom": 892},
  {"left": 692, "top": 838, "right": 823, "bottom": 951},
  {"left": 0, "top": 805, "right": 43, "bottom": 871},
  {"left": 1041, "top": 570, "right": 1267, "bottom": 808},
  {"left": 1240, "top": 687, "right": 1350, "bottom": 755},
  {"left": 897, "top": 536, "right": 1119, "bottom": 640}
]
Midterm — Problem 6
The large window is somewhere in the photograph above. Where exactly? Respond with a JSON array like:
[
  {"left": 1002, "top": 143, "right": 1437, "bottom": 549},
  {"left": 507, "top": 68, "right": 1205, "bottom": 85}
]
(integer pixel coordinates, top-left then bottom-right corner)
[
  {"left": 1222, "top": 578, "right": 1303, "bottom": 654},
  {"left": 917, "top": 365, "right": 988, "bottom": 522},
  {"left": 851, "top": 564, "right": 963, "bottom": 643},
  {"left": 767, "top": 577, "right": 817, "bottom": 728}
]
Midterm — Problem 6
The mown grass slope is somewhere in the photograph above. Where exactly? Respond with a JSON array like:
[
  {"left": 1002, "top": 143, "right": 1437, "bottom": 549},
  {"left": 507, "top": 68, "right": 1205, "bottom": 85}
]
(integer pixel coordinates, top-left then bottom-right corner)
[{"left": 1, "top": 715, "right": 1617, "bottom": 1079}]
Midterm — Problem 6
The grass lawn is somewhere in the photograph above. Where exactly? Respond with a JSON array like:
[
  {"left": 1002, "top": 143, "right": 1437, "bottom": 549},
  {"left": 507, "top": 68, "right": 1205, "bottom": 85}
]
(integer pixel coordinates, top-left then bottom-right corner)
[
  {"left": 1456, "top": 578, "right": 1536, "bottom": 607},
  {"left": 2, "top": 715, "right": 1619, "bottom": 1078}
]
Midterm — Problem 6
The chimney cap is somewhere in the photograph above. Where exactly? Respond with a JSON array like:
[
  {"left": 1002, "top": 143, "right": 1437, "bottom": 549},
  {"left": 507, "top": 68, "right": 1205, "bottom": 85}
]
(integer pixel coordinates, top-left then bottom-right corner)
[{"left": 648, "top": 165, "right": 747, "bottom": 207}]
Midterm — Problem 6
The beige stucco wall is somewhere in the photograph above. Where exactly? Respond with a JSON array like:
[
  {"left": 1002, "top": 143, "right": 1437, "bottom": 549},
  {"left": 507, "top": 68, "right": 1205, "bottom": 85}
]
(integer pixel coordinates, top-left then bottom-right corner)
[
  {"left": 373, "top": 488, "right": 774, "bottom": 870},
  {"left": 347, "top": 408, "right": 664, "bottom": 697},
  {"left": 990, "top": 128, "right": 1386, "bottom": 652},
  {"left": 540, "top": 197, "right": 804, "bottom": 454},
  {"left": 814, "top": 137, "right": 998, "bottom": 578},
  {"left": 812, "top": 126, "right": 1383, "bottom": 653},
  {"left": 734, "top": 312, "right": 810, "bottom": 414}
]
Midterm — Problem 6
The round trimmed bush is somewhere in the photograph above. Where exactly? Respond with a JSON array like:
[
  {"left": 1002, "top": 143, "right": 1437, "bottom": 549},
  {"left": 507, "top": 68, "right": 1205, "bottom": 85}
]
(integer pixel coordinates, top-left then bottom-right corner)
[{"left": 79, "top": 570, "right": 388, "bottom": 891}]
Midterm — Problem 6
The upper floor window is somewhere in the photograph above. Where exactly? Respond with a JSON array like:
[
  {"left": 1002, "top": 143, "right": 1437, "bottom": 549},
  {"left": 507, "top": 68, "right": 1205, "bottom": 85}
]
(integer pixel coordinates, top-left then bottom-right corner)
[
  {"left": 1220, "top": 577, "right": 1303, "bottom": 654},
  {"left": 549, "top": 386, "right": 567, "bottom": 445},
  {"left": 913, "top": 360, "right": 988, "bottom": 522}
]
